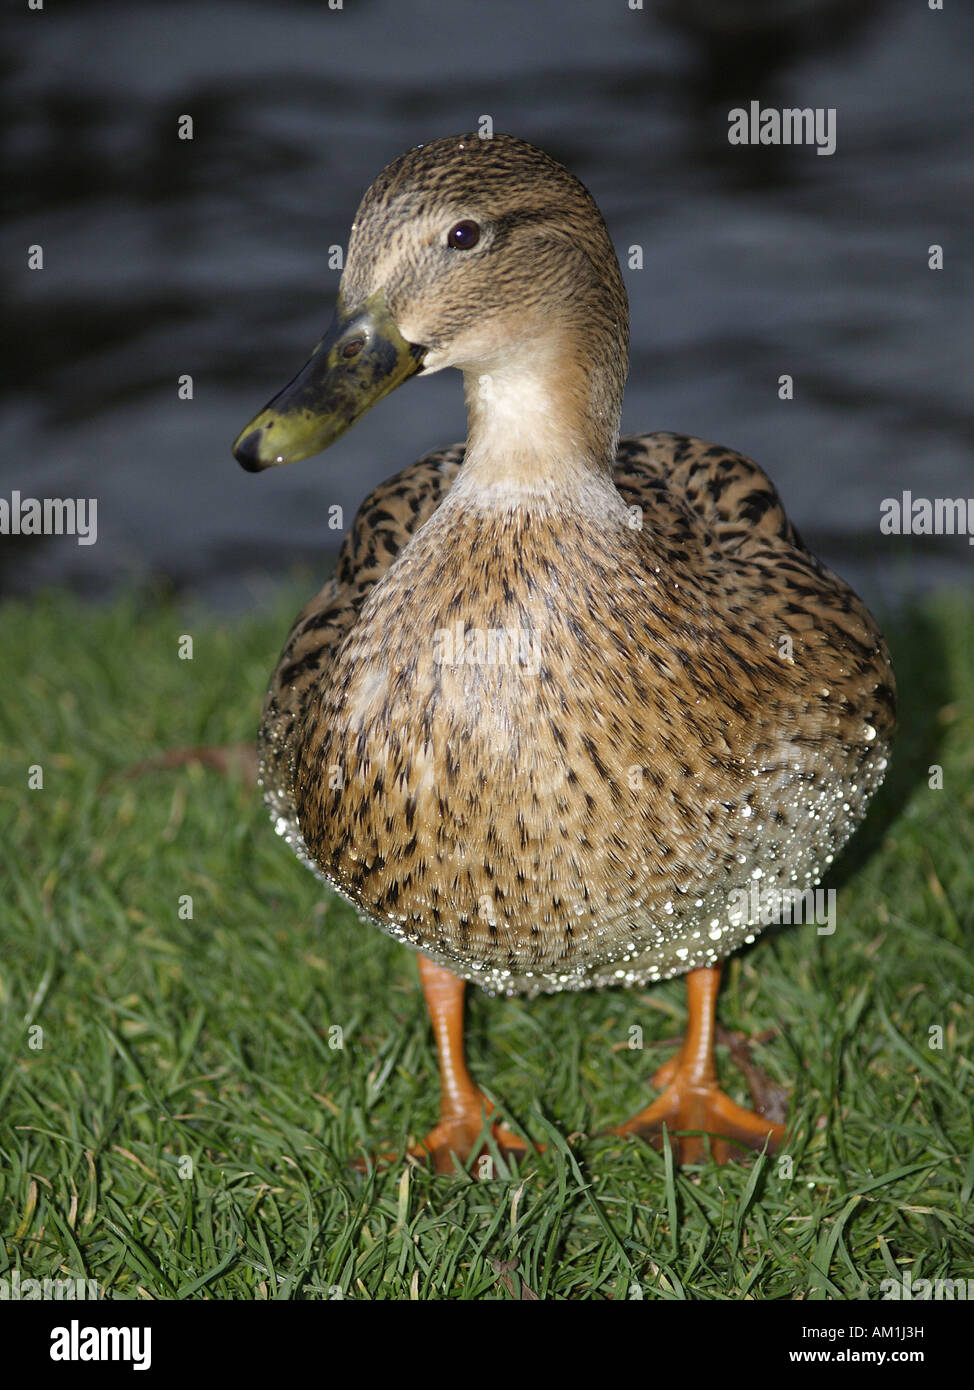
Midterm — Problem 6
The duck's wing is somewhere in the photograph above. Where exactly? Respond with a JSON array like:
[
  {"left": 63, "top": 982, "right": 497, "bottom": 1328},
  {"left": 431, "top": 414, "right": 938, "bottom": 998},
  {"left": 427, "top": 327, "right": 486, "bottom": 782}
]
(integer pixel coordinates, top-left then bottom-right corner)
[
  {"left": 614, "top": 431, "right": 896, "bottom": 735},
  {"left": 614, "top": 431, "right": 806, "bottom": 560},
  {"left": 259, "top": 445, "right": 465, "bottom": 830}
]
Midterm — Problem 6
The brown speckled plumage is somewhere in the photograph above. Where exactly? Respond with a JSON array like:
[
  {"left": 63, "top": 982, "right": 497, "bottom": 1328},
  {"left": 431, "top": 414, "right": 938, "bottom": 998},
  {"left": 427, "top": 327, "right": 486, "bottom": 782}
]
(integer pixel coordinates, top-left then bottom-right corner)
[
  {"left": 260, "top": 427, "right": 894, "bottom": 996},
  {"left": 253, "top": 135, "right": 895, "bottom": 1003}
]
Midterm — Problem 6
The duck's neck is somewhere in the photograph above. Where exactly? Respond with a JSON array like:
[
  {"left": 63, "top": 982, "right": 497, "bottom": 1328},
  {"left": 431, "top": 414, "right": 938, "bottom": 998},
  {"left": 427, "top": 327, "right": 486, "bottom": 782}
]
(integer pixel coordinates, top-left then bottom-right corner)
[{"left": 455, "top": 333, "right": 625, "bottom": 504}]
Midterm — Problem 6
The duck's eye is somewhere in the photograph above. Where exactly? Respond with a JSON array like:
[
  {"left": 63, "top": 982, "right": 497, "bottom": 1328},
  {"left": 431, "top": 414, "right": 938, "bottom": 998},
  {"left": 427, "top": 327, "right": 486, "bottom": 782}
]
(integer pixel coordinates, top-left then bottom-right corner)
[
  {"left": 446, "top": 220, "right": 480, "bottom": 250},
  {"left": 340, "top": 338, "right": 364, "bottom": 359}
]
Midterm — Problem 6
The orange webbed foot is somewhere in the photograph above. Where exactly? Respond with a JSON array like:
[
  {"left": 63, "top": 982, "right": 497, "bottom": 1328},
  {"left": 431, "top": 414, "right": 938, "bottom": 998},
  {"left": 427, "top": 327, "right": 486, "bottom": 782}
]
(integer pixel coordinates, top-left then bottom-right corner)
[
  {"left": 350, "top": 954, "right": 544, "bottom": 1176},
  {"left": 609, "top": 966, "right": 788, "bottom": 1165},
  {"left": 610, "top": 1070, "right": 785, "bottom": 1165},
  {"left": 354, "top": 1095, "right": 540, "bottom": 1176}
]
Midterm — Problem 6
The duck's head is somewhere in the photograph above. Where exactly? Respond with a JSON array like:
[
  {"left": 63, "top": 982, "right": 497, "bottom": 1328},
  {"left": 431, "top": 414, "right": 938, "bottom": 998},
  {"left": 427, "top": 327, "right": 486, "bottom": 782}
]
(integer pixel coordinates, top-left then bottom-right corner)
[{"left": 233, "top": 133, "right": 629, "bottom": 477}]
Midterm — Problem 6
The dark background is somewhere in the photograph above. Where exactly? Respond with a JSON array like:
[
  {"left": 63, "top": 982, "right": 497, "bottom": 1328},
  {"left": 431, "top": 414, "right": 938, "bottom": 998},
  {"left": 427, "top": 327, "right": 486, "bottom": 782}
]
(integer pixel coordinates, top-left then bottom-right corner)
[{"left": 3, "top": 0, "right": 971, "bottom": 608}]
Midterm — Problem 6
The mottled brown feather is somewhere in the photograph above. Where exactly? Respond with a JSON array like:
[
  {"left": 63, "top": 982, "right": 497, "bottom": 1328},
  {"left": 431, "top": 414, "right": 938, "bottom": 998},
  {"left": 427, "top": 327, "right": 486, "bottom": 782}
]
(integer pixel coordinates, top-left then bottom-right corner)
[{"left": 259, "top": 430, "right": 895, "bottom": 997}]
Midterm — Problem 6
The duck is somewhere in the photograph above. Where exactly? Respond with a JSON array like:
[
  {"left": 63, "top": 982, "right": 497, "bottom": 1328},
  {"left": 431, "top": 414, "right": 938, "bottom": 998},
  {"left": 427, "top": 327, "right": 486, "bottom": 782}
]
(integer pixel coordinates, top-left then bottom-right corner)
[{"left": 233, "top": 133, "right": 896, "bottom": 1171}]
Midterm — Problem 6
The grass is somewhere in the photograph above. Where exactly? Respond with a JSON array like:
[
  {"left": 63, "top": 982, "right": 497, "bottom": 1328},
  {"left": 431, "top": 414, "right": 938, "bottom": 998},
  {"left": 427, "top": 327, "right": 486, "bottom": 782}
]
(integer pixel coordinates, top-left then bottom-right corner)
[{"left": 0, "top": 583, "right": 972, "bottom": 1300}]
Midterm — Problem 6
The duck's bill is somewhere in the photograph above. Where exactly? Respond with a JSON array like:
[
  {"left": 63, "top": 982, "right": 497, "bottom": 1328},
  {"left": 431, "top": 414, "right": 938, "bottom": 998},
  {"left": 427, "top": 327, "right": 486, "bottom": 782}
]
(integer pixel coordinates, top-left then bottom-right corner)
[{"left": 233, "top": 291, "right": 426, "bottom": 471}]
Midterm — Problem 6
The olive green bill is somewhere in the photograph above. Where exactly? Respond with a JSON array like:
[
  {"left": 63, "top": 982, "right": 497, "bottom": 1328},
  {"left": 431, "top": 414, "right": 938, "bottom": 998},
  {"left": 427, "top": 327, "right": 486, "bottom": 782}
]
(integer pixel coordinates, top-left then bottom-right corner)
[{"left": 233, "top": 290, "right": 426, "bottom": 471}]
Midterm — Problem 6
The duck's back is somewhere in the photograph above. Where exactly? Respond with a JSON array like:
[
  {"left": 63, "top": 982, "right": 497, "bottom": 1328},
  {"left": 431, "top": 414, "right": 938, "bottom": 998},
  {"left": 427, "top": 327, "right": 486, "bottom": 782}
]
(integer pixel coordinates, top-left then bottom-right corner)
[{"left": 258, "top": 433, "right": 895, "bottom": 996}]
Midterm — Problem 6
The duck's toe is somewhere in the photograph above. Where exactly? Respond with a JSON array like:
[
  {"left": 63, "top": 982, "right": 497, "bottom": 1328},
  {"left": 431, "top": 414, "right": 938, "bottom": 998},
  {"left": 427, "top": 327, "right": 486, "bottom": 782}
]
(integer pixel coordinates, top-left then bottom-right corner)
[
  {"left": 609, "top": 1072, "right": 786, "bottom": 1166},
  {"left": 353, "top": 1100, "right": 541, "bottom": 1177}
]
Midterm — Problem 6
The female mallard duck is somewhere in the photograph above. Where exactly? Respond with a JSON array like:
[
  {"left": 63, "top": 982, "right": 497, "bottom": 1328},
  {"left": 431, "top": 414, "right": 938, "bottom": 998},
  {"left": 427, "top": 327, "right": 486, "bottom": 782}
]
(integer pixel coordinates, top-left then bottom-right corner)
[{"left": 234, "top": 134, "right": 895, "bottom": 1170}]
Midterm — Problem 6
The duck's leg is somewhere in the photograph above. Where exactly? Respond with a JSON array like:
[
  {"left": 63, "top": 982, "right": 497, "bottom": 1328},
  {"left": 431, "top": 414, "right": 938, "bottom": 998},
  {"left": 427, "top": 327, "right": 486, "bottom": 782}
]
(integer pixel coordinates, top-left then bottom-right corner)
[
  {"left": 610, "top": 965, "right": 786, "bottom": 1165},
  {"left": 378, "top": 955, "right": 534, "bottom": 1174}
]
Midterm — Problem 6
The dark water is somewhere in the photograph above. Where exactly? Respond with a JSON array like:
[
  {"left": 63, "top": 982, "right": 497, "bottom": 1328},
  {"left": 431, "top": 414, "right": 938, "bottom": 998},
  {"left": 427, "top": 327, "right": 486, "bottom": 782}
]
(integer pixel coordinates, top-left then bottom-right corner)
[{"left": 3, "top": 0, "right": 972, "bottom": 610}]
